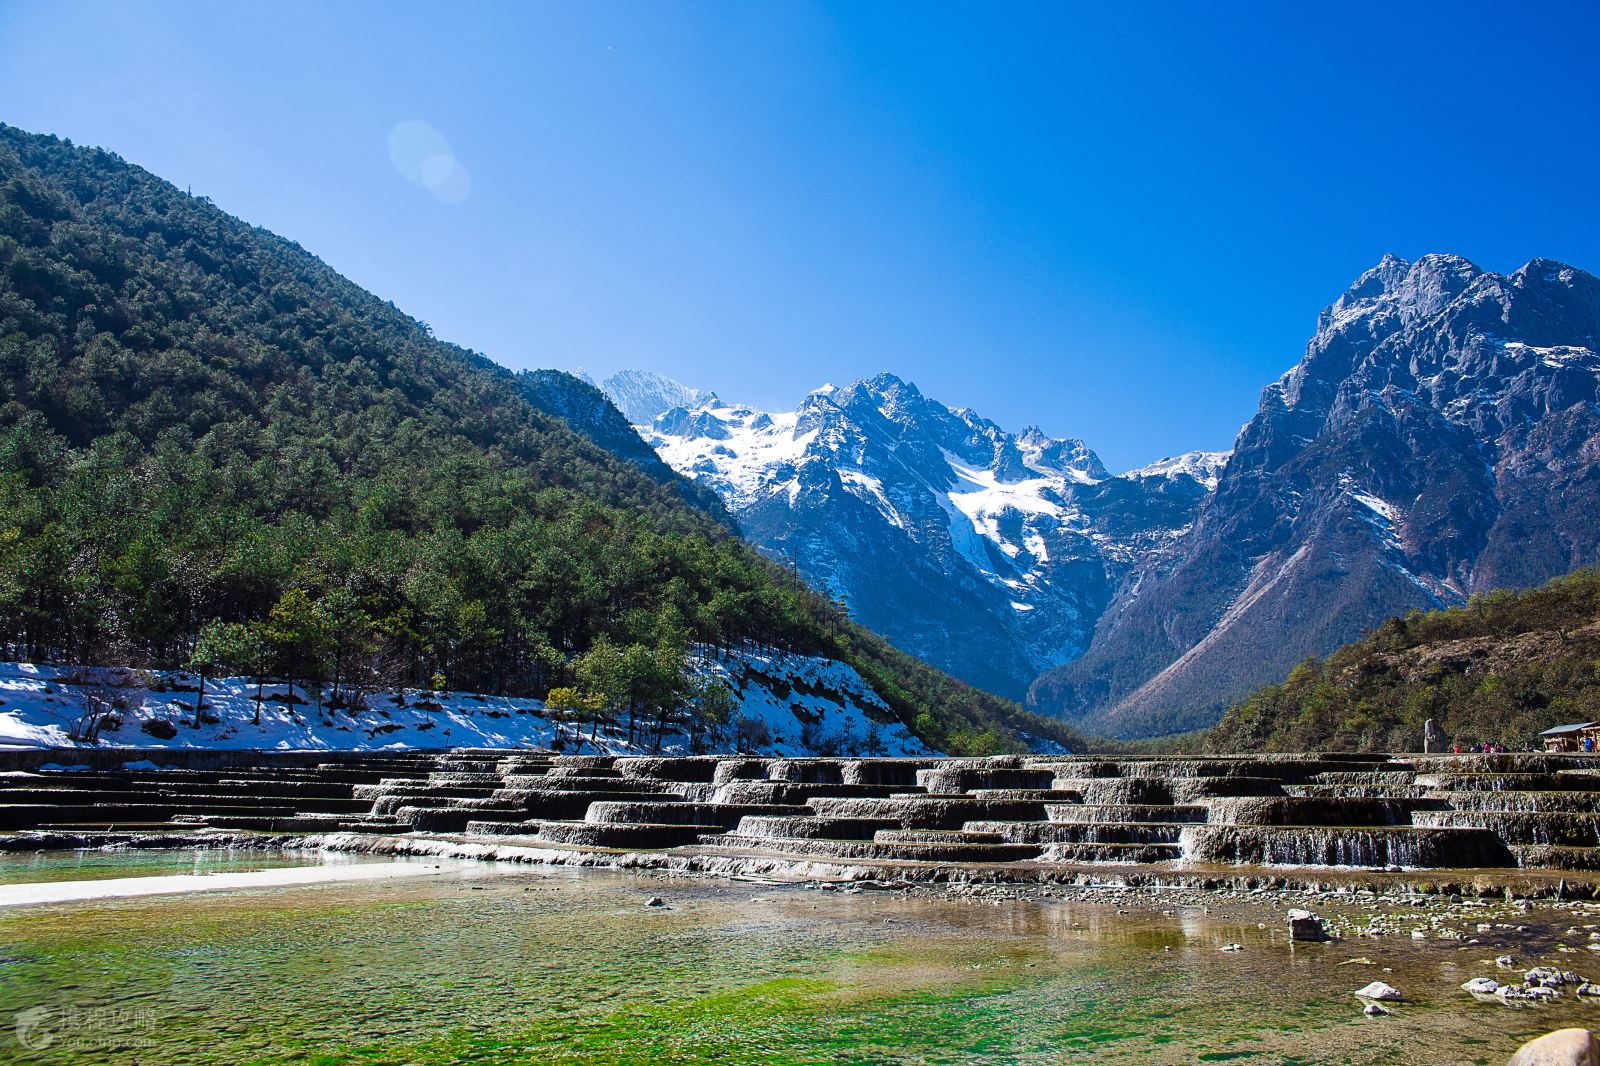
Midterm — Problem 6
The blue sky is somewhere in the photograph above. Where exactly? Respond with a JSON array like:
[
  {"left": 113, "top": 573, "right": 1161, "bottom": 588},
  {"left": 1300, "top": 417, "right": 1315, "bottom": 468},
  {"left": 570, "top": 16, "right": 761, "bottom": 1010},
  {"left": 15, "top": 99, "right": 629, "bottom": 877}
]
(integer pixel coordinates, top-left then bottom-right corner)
[{"left": 3, "top": 1, "right": 1597, "bottom": 471}]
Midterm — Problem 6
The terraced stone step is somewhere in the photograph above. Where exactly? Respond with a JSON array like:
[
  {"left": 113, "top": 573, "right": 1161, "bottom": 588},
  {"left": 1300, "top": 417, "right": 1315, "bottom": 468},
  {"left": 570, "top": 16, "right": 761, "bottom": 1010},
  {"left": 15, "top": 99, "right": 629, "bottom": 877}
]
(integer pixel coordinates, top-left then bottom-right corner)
[
  {"left": 0, "top": 788, "right": 162, "bottom": 805},
  {"left": 805, "top": 797, "right": 1048, "bottom": 828},
  {"left": 461, "top": 820, "right": 544, "bottom": 836},
  {"left": 1040, "top": 841, "right": 1182, "bottom": 864},
  {"left": 543, "top": 766, "right": 624, "bottom": 780},
  {"left": 874, "top": 829, "right": 1007, "bottom": 845},
  {"left": 1044, "top": 803, "right": 1207, "bottom": 825},
  {"left": 370, "top": 791, "right": 500, "bottom": 816},
  {"left": 500, "top": 775, "right": 671, "bottom": 794},
  {"left": 735, "top": 815, "right": 902, "bottom": 841},
  {"left": 1512, "top": 845, "right": 1600, "bottom": 871},
  {"left": 1408, "top": 754, "right": 1598, "bottom": 775},
  {"left": 1305, "top": 770, "right": 1421, "bottom": 788},
  {"left": 1110, "top": 759, "right": 1309, "bottom": 780},
  {"left": 1047, "top": 778, "right": 1174, "bottom": 805},
  {"left": 1428, "top": 790, "right": 1600, "bottom": 813},
  {"left": 841, "top": 760, "right": 936, "bottom": 787},
  {"left": 583, "top": 801, "right": 807, "bottom": 830},
  {"left": 915, "top": 766, "right": 1056, "bottom": 794},
  {"left": 421, "top": 772, "right": 508, "bottom": 786},
  {"left": 1202, "top": 796, "right": 1416, "bottom": 826},
  {"left": 966, "top": 820, "right": 1186, "bottom": 845},
  {"left": 711, "top": 782, "right": 919, "bottom": 805},
  {"left": 499, "top": 790, "right": 686, "bottom": 820},
  {"left": 533, "top": 820, "right": 711, "bottom": 849},
  {"left": 1179, "top": 825, "right": 1516, "bottom": 869},
  {"left": 1414, "top": 773, "right": 1600, "bottom": 792},
  {"left": 392, "top": 803, "right": 525, "bottom": 832},
  {"left": 708, "top": 834, "right": 1042, "bottom": 864},
  {"left": 614, "top": 756, "right": 721, "bottom": 782},
  {"left": 492, "top": 759, "right": 555, "bottom": 775},
  {"left": 0, "top": 802, "right": 297, "bottom": 828},
  {"left": 1411, "top": 810, "right": 1600, "bottom": 847},
  {"left": 173, "top": 812, "right": 399, "bottom": 833},
  {"left": 968, "top": 789, "right": 1088, "bottom": 802},
  {"left": 212, "top": 779, "right": 361, "bottom": 798},
  {"left": 1286, "top": 784, "right": 1431, "bottom": 800}
]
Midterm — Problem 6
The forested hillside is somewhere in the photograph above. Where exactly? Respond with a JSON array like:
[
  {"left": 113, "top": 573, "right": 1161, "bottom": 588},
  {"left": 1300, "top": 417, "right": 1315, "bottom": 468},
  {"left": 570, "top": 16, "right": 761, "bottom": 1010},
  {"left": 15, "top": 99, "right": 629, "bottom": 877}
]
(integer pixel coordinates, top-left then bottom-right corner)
[
  {"left": 0, "top": 124, "right": 1078, "bottom": 755},
  {"left": 1206, "top": 569, "right": 1600, "bottom": 753}
]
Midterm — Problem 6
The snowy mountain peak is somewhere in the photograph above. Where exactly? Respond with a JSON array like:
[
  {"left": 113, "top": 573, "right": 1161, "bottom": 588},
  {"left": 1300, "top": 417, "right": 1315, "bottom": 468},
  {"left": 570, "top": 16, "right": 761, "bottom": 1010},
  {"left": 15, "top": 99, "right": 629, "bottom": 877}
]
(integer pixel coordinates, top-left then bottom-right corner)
[
  {"left": 600, "top": 369, "right": 712, "bottom": 425},
  {"left": 631, "top": 371, "right": 1217, "bottom": 697}
]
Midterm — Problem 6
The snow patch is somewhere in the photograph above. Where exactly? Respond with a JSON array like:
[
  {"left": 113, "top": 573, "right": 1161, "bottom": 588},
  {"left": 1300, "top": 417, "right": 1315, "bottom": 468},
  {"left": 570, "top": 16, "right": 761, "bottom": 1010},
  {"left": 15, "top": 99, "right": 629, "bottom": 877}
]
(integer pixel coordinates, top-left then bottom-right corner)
[{"left": 0, "top": 654, "right": 935, "bottom": 757}]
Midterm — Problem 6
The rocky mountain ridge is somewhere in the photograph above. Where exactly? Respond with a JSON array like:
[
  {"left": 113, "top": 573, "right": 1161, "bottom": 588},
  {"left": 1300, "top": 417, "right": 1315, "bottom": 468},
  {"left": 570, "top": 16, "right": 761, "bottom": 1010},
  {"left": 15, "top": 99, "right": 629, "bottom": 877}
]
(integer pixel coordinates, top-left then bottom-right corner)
[{"left": 1035, "top": 254, "right": 1600, "bottom": 736}]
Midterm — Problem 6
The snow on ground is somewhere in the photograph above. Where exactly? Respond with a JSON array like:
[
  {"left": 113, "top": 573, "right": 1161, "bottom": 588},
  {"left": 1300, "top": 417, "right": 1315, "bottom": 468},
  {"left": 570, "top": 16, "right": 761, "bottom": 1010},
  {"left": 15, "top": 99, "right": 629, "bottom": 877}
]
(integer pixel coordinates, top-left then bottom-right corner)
[
  {"left": 0, "top": 652, "right": 937, "bottom": 756},
  {"left": 694, "top": 649, "right": 934, "bottom": 757}
]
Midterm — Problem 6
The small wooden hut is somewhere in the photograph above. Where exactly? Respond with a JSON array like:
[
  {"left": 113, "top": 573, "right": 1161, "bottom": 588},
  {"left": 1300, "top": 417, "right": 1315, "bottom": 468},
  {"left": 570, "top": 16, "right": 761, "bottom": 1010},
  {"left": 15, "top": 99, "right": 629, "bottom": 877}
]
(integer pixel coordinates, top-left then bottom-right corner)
[{"left": 1539, "top": 722, "right": 1600, "bottom": 753}]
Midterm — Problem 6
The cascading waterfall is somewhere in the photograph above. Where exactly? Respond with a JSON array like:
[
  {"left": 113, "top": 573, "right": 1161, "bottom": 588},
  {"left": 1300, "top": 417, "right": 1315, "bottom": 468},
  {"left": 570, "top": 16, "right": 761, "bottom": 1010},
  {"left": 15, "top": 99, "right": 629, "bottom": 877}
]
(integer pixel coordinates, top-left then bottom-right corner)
[{"left": 1179, "top": 825, "right": 1515, "bottom": 869}]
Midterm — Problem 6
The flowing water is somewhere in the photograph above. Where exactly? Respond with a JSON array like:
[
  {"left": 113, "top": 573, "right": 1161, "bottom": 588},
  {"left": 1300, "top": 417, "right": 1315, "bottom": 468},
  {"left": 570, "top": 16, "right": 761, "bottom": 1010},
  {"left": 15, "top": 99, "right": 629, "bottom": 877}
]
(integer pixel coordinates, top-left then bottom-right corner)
[{"left": 0, "top": 850, "right": 1595, "bottom": 1064}]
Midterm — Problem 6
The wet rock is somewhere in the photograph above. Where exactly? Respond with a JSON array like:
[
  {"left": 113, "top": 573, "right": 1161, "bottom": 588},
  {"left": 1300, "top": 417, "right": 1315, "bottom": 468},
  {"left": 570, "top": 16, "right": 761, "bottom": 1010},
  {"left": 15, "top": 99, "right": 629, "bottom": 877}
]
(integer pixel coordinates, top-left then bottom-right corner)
[
  {"left": 1507, "top": 1028, "right": 1600, "bottom": 1066},
  {"left": 1354, "top": 981, "right": 1403, "bottom": 1002},
  {"left": 1288, "top": 909, "right": 1329, "bottom": 942}
]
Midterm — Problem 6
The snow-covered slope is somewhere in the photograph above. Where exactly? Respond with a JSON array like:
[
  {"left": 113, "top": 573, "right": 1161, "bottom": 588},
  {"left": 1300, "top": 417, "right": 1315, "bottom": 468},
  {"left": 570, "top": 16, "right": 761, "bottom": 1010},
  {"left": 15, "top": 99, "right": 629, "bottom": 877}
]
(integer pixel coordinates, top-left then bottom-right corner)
[
  {"left": 0, "top": 653, "right": 933, "bottom": 756},
  {"left": 612, "top": 371, "right": 1224, "bottom": 699}
]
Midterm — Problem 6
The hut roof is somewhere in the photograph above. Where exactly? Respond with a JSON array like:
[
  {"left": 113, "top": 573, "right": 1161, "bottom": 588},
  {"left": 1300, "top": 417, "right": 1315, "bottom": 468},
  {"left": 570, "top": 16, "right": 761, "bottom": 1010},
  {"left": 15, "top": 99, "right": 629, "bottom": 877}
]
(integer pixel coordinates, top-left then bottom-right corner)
[{"left": 1538, "top": 722, "right": 1600, "bottom": 736}]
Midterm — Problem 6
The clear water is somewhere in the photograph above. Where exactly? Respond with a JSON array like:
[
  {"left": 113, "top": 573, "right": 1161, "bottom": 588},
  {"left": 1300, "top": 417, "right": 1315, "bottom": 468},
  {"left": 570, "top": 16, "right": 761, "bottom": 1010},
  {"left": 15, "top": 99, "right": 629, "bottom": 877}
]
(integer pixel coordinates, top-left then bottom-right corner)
[
  {"left": 0, "top": 847, "right": 363, "bottom": 884},
  {"left": 0, "top": 853, "right": 1592, "bottom": 1064}
]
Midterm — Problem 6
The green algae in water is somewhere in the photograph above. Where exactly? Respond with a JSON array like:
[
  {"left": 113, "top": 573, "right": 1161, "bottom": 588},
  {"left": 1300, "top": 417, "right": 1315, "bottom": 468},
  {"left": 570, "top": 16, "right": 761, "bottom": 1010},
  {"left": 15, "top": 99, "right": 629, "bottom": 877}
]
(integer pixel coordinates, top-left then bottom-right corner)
[{"left": 0, "top": 858, "right": 1592, "bottom": 1065}]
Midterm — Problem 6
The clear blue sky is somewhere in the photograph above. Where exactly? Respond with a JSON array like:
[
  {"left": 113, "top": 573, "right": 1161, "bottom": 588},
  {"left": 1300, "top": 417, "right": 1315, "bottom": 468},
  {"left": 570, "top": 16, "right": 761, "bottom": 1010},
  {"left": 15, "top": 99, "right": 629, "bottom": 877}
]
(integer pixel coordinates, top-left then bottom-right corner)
[{"left": 3, "top": 1, "right": 1597, "bottom": 471}]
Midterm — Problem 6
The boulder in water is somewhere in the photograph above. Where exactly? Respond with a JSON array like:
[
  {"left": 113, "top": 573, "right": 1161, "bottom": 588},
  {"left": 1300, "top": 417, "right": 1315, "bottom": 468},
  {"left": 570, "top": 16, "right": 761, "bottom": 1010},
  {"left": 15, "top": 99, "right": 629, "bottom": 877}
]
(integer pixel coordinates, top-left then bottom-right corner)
[
  {"left": 1507, "top": 1028, "right": 1600, "bottom": 1066},
  {"left": 1288, "top": 909, "right": 1329, "bottom": 942},
  {"left": 1353, "top": 981, "right": 1403, "bottom": 1002}
]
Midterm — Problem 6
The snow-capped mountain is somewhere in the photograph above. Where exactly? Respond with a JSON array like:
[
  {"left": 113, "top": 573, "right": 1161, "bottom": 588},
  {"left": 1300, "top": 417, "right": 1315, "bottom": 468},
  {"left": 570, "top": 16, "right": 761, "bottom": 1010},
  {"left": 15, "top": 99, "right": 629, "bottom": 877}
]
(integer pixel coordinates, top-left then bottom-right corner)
[
  {"left": 596, "top": 369, "right": 712, "bottom": 426},
  {"left": 1033, "top": 254, "right": 1600, "bottom": 737},
  {"left": 611, "top": 372, "right": 1224, "bottom": 699}
]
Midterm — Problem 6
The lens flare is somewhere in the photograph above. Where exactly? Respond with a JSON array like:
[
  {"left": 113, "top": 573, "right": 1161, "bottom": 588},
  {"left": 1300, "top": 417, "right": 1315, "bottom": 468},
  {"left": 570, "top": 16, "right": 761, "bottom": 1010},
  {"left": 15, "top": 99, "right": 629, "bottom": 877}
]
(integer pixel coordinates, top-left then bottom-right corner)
[{"left": 387, "top": 120, "right": 470, "bottom": 203}]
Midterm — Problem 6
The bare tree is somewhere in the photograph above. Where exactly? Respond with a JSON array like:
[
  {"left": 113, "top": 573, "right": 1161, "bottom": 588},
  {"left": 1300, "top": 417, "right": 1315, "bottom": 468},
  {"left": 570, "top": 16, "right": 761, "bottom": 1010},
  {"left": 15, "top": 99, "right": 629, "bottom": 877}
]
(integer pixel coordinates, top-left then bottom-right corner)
[{"left": 63, "top": 666, "right": 140, "bottom": 744}]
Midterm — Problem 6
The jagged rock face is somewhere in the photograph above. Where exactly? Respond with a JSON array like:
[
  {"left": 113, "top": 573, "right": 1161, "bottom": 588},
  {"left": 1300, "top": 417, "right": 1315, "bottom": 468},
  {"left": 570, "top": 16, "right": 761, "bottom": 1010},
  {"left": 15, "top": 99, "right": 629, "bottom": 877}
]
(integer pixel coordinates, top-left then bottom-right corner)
[
  {"left": 1032, "top": 255, "right": 1600, "bottom": 737},
  {"left": 614, "top": 371, "right": 1224, "bottom": 699}
]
